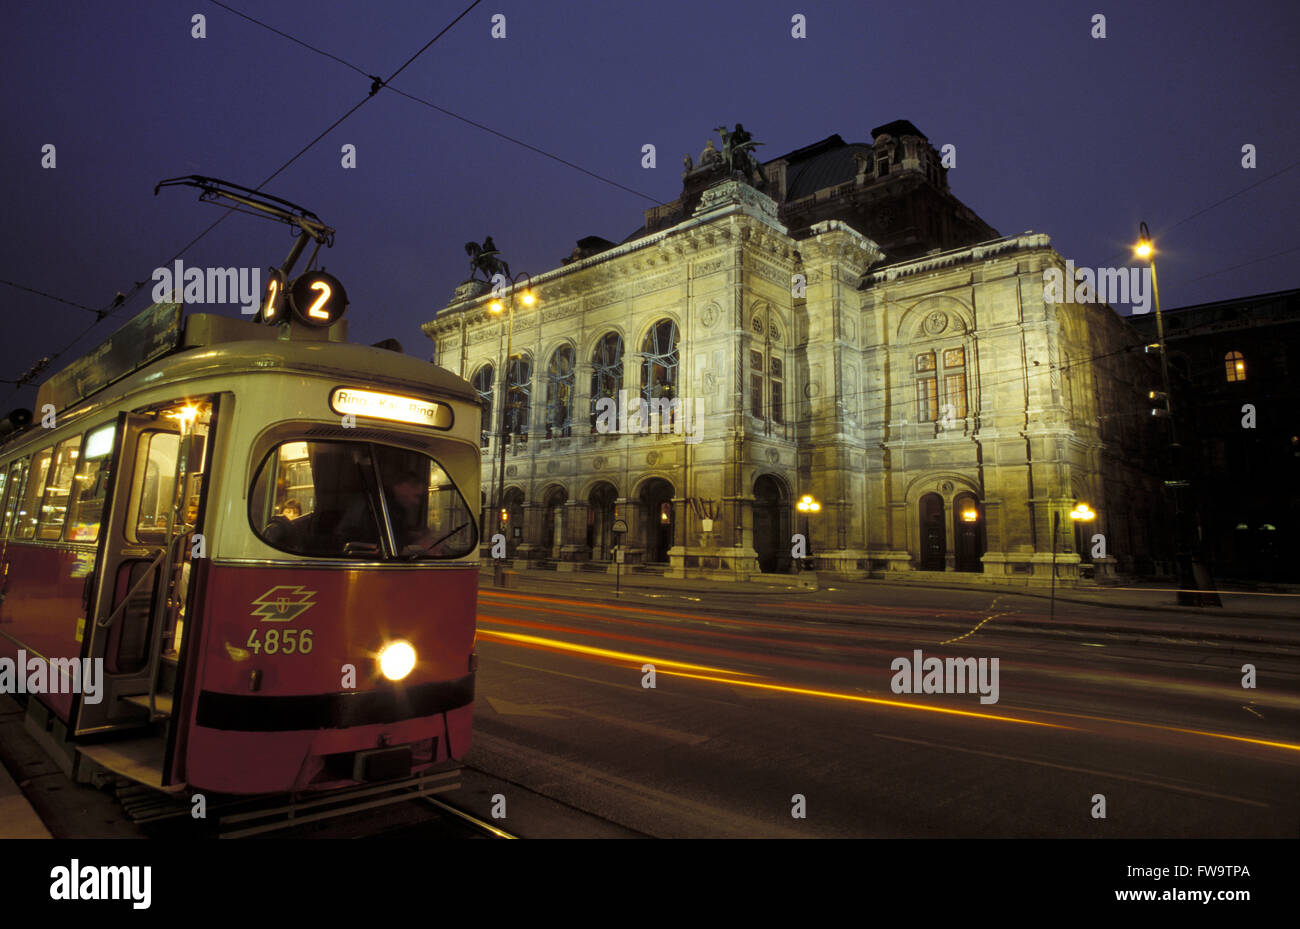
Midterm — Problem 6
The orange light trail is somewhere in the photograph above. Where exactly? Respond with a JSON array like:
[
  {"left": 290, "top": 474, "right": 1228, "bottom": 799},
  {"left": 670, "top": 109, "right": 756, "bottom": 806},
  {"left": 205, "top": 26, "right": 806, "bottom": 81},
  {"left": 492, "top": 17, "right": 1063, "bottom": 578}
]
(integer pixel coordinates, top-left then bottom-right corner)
[
  {"left": 1006, "top": 706, "right": 1300, "bottom": 754},
  {"left": 475, "top": 628, "right": 755, "bottom": 676},
  {"left": 655, "top": 669, "right": 1071, "bottom": 729},
  {"left": 477, "top": 610, "right": 897, "bottom": 673},
  {"left": 481, "top": 589, "right": 934, "bottom": 643},
  {"left": 478, "top": 625, "right": 1300, "bottom": 755}
]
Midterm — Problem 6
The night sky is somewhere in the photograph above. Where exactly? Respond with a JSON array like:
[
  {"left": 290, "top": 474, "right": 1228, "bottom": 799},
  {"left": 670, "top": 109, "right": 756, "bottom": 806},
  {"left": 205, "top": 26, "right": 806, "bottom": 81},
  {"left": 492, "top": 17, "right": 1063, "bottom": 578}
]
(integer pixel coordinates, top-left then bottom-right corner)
[{"left": 2, "top": 0, "right": 1297, "bottom": 411}]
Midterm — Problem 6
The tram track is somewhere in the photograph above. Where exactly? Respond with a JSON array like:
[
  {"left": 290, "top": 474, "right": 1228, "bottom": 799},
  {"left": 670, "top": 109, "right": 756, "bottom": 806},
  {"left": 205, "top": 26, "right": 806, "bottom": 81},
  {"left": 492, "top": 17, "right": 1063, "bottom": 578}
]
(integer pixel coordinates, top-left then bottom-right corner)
[{"left": 422, "top": 794, "right": 516, "bottom": 838}]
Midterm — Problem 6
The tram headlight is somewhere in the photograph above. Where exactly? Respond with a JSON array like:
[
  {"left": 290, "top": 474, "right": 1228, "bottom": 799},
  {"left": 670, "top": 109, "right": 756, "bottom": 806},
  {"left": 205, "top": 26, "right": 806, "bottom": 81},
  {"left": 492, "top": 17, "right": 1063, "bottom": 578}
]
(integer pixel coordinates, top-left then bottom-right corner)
[{"left": 377, "top": 641, "right": 416, "bottom": 681}]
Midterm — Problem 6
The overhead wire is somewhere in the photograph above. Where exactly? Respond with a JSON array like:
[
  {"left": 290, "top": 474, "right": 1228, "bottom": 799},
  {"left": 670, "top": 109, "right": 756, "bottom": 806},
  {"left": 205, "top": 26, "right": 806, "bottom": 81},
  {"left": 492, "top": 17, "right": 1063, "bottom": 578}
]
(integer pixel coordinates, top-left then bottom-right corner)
[
  {"left": 5, "top": 1, "right": 1293, "bottom": 408},
  {"left": 203, "top": 0, "right": 661, "bottom": 203},
  {"left": 2, "top": 0, "right": 484, "bottom": 400}
]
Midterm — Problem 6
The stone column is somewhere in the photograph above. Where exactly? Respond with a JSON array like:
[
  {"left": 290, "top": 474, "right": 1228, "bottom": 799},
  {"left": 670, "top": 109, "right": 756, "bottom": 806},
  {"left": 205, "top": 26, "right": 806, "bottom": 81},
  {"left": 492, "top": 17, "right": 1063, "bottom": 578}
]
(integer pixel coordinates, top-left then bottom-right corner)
[
  {"left": 574, "top": 361, "right": 593, "bottom": 436},
  {"left": 559, "top": 499, "right": 589, "bottom": 567},
  {"left": 516, "top": 502, "right": 546, "bottom": 564},
  {"left": 618, "top": 496, "right": 645, "bottom": 564},
  {"left": 667, "top": 495, "right": 690, "bottom": 578}
]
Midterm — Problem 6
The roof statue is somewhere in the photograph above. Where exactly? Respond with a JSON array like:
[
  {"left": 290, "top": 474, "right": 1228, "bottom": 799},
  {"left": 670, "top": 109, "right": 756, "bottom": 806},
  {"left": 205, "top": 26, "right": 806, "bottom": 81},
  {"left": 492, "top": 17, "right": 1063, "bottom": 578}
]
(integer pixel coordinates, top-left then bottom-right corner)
[
  {"left": 714, "top": 123, "right": 766, "bottom": 189},
  {"left": 683, "top": 126, "right": 765, "bottom": 190},
  {"left": 465, "top": 236, "right": 510, "bottom": 283}
]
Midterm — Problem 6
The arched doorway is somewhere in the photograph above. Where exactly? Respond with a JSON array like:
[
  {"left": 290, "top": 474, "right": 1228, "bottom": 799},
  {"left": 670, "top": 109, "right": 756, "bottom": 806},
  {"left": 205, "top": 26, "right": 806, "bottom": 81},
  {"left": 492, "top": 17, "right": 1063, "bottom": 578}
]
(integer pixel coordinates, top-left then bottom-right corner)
[
  {"left": 587, "top": 482, "right": 617, "bottom": 561},
  {"left": 919, "top": 493, "right": 946, "bottom": 570},
  {"left": 639, "top": 478, "right": 675, "bottom": 564},
  {"left": 753, "top": 474, "right": 790, "bottom": 573},
  {"left": 541, "top": 486, "right": 568, "bottom": 559},
  {"left": 952, "top": 492, "right": 985, "bottom": 572}
]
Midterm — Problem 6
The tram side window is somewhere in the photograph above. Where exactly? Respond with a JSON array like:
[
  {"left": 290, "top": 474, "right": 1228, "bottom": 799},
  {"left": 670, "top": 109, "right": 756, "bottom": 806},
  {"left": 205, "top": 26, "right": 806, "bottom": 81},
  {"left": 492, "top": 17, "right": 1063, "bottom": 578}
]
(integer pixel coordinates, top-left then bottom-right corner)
[
  {"left": 131, "top": 432, "right": 180, "bottom": 540},
  {"left": 35, "top": 436, "right": 83, "bottom": 540},
  {"left": 66, "top": 423, "right": 116, "bottom": 542},
  {"left": 14, "top": 447, "right": 53, "bottom": 540},
  {"left": 0, "top": 460, "right": 26, "bottom": 538}
]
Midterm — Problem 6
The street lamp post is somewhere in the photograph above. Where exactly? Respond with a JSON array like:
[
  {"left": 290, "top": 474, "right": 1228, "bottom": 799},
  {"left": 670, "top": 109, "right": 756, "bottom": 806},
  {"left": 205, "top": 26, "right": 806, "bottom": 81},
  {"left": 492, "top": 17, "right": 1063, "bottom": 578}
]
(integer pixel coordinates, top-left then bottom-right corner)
[
  {"left": 796, "top": 494, "right": 820, "bottom": 572},
  {"left": 489, "top": 272, "right": 535, "bottom": 587},
  {"left": 1050, "top": 501, "right": 1094, "bottom": 621},
  {"left": 1135, "top": 224, "right": 1220, "bottom": 608}
]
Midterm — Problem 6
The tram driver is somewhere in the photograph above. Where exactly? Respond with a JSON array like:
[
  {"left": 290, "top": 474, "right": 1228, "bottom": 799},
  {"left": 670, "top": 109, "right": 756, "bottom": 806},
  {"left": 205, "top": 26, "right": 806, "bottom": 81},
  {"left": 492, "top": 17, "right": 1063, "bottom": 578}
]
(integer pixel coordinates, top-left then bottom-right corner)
[{"left": 334, "top": 470, "right": 445, "bottom": 558}]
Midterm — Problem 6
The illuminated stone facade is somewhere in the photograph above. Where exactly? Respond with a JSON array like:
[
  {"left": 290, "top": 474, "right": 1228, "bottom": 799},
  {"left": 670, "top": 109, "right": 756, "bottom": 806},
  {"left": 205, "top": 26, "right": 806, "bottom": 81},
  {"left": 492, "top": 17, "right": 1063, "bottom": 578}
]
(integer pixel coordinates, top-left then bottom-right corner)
[{"left": 424, "top": 122, "right": 1168, "bottom": 583}]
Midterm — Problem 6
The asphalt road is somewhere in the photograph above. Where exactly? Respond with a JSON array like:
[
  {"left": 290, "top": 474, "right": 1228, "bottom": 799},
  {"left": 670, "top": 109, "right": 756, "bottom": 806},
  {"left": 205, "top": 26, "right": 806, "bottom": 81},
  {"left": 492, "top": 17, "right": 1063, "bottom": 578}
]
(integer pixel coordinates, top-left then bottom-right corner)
[{"left": 444, "top": 579, "right": 1300, "bottom": 838}]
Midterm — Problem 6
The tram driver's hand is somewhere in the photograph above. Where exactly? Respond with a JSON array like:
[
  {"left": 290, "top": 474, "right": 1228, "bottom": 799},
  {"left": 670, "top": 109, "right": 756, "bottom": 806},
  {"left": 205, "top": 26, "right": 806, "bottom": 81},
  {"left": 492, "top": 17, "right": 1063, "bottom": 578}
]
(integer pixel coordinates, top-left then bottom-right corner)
[{"left": 400, "top": 529, "right": 440, "bottom": 559}]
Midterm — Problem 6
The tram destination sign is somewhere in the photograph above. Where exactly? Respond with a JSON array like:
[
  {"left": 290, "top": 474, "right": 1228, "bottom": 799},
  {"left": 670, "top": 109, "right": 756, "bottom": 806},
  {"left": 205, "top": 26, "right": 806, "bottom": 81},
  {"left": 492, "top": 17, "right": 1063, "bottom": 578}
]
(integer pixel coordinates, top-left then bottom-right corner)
[
  {"left": 329, "top": 387, "right": 453, "bottom": 429},
  {"left": 37, "top": 300, "right": 182, "bottom": 413}
]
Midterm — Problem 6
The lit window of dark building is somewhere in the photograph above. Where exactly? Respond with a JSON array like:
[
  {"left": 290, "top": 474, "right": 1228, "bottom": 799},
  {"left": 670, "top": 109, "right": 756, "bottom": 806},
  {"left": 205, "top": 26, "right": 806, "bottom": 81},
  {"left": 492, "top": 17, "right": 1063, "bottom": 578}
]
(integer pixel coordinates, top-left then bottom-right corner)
[{"left": 1224, "top": 350, "right": 1246, "bottom": 382}]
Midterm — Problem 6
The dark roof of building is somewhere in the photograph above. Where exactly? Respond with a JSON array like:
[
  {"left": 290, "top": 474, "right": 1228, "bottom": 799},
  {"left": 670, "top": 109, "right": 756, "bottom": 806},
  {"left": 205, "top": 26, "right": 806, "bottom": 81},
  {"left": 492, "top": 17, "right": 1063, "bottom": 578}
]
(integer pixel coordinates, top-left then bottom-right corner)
[
  {"left": 1129, "top": 287, "right": 1300, "bottom": 334},
  {"left": 618, "top": 122, "right": 939, "bottom": 244},
  {"left": 870, "top": 119, "right": 925, "bottom": 140},
  {"left": 778, "top": 139, "right": 874, "bottom": 201}
]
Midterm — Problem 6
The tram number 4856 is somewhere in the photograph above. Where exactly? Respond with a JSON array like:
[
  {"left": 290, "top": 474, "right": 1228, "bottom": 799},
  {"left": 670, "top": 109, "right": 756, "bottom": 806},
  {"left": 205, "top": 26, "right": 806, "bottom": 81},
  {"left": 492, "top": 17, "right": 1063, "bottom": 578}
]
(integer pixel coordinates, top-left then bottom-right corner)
[{"left": 245, "top": 628, "right": 315, "bottom": 655}]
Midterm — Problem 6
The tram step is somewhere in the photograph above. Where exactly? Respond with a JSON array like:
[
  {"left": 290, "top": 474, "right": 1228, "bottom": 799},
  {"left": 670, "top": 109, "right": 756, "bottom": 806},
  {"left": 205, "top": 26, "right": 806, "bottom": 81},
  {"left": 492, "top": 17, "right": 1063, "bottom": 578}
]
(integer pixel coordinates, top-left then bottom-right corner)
[
  {"left": 79, "top": 736, "right": 181, "bottom": 793},
  {"left": 121, "top": 693, "right": 174, "bottom": 717}
]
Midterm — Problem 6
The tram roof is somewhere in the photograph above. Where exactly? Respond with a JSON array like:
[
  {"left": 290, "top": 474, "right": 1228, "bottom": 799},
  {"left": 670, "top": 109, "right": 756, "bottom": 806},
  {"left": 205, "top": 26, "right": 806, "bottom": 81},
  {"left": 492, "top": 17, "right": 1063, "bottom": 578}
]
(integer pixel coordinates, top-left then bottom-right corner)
[
  {"left": 2, "top": 314, "right": 477, "bottom": 451},
  {"left": 124, "top": 315, "right": 477, "bottom": 403}
]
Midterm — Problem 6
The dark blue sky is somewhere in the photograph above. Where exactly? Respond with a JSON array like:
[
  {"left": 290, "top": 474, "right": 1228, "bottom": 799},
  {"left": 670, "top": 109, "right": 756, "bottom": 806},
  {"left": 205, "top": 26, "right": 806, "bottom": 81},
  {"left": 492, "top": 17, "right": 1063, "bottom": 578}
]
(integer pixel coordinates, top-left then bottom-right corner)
[{"left": 2, "top": 0, "right": 1297, "bottom": 410}]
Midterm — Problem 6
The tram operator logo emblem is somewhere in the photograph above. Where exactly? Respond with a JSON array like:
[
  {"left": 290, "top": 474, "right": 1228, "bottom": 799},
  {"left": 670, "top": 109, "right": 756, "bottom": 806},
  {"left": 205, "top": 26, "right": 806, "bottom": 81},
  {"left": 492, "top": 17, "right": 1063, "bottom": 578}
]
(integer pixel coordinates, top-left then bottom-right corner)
[{"left": 251, "top": 586, "right": 317, "bottom": 622}]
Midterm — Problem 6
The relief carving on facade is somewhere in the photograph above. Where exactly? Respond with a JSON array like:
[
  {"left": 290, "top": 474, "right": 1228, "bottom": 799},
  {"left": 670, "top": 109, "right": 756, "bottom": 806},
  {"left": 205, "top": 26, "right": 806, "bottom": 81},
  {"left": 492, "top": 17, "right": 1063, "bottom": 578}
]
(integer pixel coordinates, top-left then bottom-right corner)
[
  {"left": 747, "top": 257, "right": 792, "bottom": 287},
  {"left": 542, "top": 303, "right": 581, "bottom": 323},
  {"left": 924, "top": 310, "right": 949, "bottom": 335}
]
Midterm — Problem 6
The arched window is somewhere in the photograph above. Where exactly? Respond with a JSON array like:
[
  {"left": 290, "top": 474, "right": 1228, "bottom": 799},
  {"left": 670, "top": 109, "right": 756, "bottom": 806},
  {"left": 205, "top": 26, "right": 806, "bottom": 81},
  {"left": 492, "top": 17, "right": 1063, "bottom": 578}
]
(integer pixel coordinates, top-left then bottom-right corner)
[
  {"left": 590, "top": 332, "right": 624, "bottom": 430},
  {"left": 506, "top": 354, "right": 532, "bottom": 436},
  {"left": 942, "top": 347, "right": 968, "bottom": 420},
  {"left": 1225, "top": 351, "right": 1246, "bottom": 383},
  {"left": 915, "top": 351, "right": 938, "bottom": 421},
  {"left": 914, "top": 345, "right": 967, "bottom": 427},
  {"left": 749, "top": 311, "right": 786, "bottom": 425},
  {"left": 472, "top": 364, "right": 494, "bottom": 447},
  {"left": 545, "top": 345, "right": 575, "bottom": 438},
  {"left": 641, "top": 319, "right": 679, "bottom": 403}
]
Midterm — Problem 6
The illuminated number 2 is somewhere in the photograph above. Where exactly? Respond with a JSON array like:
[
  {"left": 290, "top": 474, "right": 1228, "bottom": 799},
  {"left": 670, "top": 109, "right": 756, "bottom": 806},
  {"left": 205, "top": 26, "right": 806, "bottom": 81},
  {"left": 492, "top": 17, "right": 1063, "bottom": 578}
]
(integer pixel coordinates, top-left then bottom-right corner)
[
  {"left": 265, "top": 278, "right": 280, "bottom": 320},
  {"left": 307, "top": 281, "right": 332, "bottom": 320}
]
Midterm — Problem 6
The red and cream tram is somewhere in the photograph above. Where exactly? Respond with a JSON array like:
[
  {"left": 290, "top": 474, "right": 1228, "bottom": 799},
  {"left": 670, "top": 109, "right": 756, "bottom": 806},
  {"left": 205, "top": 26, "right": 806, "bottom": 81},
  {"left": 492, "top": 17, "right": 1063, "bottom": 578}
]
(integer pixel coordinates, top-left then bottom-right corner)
[{"left": 0, "top": 302, "right": 481, "bottom": 795}]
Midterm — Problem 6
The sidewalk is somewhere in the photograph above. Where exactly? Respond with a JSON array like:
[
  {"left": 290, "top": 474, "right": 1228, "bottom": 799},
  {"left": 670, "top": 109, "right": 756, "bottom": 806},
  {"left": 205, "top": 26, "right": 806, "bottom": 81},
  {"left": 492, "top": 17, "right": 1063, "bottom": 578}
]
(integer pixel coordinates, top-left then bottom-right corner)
[{"left": 0, "top": 709, "right": 51, "bottom": 838}]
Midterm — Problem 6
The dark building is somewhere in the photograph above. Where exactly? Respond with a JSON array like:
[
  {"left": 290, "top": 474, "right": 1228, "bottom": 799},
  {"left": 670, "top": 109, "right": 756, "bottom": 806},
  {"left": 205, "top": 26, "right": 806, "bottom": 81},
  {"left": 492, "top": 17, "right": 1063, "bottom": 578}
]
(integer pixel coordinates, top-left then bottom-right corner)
[{"left": 1129, "top": 287, "right": 1300, "bottom": 581}]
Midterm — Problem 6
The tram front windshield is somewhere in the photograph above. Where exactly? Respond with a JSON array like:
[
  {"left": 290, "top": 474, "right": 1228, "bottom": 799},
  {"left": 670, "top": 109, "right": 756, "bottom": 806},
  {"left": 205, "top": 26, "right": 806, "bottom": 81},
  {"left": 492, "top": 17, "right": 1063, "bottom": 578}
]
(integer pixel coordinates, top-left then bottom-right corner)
[{"left": 249, "top": 440, "right": 476, "bottom": 560}]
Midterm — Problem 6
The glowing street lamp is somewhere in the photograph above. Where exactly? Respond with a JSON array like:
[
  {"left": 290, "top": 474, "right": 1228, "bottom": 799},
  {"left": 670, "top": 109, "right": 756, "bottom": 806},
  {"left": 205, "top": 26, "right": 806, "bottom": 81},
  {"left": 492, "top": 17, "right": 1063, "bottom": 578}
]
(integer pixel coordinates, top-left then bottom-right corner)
[
  {"left": 1049, "top": 500, "right": 1095, "bottom": 620},
  {"left": 796, "top": 494, "right": 820, "bottom": 571},
  {"left": 1133, "top": 222, "right": 1219, "bottom": 607},
  {"left": 490, "top": 269, "right": 537, "bottom": 587}
]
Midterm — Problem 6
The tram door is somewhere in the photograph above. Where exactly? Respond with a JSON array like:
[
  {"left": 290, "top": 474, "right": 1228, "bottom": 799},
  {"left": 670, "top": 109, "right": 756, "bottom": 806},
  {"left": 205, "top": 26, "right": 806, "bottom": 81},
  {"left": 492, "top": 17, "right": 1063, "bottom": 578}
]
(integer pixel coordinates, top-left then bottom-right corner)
[{"left": 75, "top": 404, "right": 210, "bottom": 735}]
